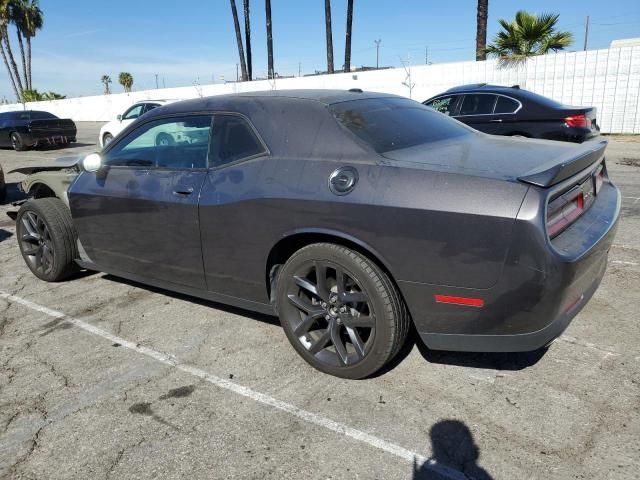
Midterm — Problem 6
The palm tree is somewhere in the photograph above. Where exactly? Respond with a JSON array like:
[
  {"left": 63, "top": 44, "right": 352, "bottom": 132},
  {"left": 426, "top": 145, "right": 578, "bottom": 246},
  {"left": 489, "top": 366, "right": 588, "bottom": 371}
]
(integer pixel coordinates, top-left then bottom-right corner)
[
  {"left": 475, "top": 0, "right": 488, "bottom": 61},
  {"left": 101, "top": 75, "right": 112, "bottom": 94},
  {"left": 343, "top": 0, "right": 353, "bottom": 72},
  {"left": 19, "top": 0, "right": 42, "bottom": 90},
  {"left": 243, "top": 0, "right": 251, "bottom": 80},
  {"left": 485, "top": 11, "right": 573, "bottom": 66},
  {"left": 118, "top": 72, "right": 133, "bottom": 92},
  {"left": 265, "top": 0, "right": 274, "bottom": 79},
  {"left": 10, "top": 0, "right": 28, "bottom": 89},
  {"left": 324, "top": 0, "right": 334, "bottom": 73},
  {"left": 0, "top": 0, "right": 24, "bottom": 98},
  {"left": 229, "top": 0, "right": 248, "bottom": 81}
]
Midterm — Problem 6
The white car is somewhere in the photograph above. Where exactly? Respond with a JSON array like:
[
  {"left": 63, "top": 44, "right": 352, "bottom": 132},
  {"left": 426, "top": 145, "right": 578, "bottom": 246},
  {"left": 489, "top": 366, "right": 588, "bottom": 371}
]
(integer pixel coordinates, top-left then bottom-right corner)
[{"left": 98, "top": 99, "right": 176, "bottom": 147}]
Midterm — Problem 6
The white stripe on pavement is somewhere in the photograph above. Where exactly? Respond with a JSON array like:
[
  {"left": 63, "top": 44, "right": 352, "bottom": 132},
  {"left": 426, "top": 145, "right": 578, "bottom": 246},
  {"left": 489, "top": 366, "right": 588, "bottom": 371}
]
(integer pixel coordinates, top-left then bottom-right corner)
[{"left": 0, "top": 290, "right": 468, "bottom": 480}]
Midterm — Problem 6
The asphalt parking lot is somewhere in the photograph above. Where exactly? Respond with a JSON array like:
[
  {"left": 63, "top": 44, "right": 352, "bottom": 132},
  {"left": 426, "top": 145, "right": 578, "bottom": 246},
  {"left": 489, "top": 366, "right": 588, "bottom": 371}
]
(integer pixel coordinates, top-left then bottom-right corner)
[{"left": 0, "top": 123, "right": 639, "bottom": 480}]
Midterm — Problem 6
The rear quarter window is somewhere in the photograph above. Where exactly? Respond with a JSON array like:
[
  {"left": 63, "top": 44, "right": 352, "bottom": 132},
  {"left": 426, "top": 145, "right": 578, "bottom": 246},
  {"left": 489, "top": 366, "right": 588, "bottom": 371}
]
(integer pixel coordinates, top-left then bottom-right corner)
[{"left": 330, "top": 97, "right": 470, "bottom": 154}]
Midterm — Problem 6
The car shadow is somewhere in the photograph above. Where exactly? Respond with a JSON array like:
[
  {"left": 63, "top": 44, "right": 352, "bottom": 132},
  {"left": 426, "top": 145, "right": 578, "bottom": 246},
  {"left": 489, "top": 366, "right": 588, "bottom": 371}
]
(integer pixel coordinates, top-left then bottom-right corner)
[
  {"left": 412, "top": 419, "right": 494, "bottom": 479},
  {"left": 100, "top": 274, "right": 281, "bottom": 327},
  {"left": 415, "top": 339, "right": 548, "bottom": 371}
]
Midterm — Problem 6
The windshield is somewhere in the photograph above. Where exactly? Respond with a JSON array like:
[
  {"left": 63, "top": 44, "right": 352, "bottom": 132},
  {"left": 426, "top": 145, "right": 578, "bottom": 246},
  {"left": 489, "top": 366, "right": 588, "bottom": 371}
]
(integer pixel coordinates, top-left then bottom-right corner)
[{"left": 330, "top": 97, "right": 471, "bottom": 153}]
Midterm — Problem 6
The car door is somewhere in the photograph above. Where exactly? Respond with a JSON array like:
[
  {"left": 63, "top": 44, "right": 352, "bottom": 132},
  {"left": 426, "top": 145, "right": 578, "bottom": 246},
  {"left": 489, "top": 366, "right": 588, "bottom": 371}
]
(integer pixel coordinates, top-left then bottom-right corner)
[
  {"left": 491, "top": 95, "right": 522, "bottom": 134},
  {"left": 455, "top": 94, "right": 499, "bottom": 133},
  {"left": 69, "top": 114, "right": 213, "bottom": 289}
]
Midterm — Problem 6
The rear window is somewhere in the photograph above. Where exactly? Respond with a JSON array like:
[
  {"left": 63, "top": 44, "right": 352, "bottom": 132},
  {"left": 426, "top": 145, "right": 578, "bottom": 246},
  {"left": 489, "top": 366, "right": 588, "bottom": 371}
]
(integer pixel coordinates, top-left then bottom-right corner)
[
  {"left": 330, "top": 97, "right": 470, "bottom": 153},
  {"left": 13, "top": 111, "right": 57, "bottom": 120}
]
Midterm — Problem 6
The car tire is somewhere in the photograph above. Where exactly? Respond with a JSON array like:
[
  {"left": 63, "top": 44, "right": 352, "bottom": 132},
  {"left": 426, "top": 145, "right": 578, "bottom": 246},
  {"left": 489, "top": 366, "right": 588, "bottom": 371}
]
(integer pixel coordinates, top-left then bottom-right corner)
[
  {"left": 11, "top": 132, "right": 27, "bottom": 151},
  {"left": 155, "top": 132, "right": 175, "bottom": 146},
  {"left": 16, "top": 198, "right": 79, "bottom": 282},
  {"left": 0, "top": 183, "right": 6, "bottom": 203},
  {"left": 103, "top": 133, "right": 113, "bottom": 146},
  {"left": 276, "top": 243, "right": 410, "bottom": 379}
]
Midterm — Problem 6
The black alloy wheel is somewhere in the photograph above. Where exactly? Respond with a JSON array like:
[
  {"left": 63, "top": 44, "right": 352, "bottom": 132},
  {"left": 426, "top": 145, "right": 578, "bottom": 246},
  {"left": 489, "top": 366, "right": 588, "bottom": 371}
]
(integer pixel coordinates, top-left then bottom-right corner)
[
  {"left": 20, "top": 210, "right": 54, "bottom": 276},
  {"left": 277, "top": 243, "right": 410, "bottom": 379},
  {"left": 11, "top": 132, "right": 26, "bottom": 151},
  {"left": 16, "top": 198, "right": 79, "bottom": 281}
]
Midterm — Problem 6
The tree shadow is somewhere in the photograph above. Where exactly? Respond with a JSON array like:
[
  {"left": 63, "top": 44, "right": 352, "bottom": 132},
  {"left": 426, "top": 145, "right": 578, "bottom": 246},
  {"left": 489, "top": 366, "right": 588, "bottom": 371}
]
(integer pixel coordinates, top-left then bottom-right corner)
[{"left": 413, "top": 420, "right": 494, "bottom": 480}]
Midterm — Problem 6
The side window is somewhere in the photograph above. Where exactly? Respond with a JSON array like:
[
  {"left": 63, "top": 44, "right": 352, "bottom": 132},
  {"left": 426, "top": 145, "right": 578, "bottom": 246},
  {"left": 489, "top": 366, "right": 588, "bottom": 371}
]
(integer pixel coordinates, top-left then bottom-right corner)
[
  {"left": 210, "top": 115, "right": 266, "bottom": 167},
  {"left": 459, "top": 94, "right": 497, "bottom": 116},
  {"left": 494, "top": 96, "right": 520, "bottom": 114},
  {"left": 104, "top": 115, "right": 213, "bottom": 169},
  {"left": 143, "top": 103, "right": 161, "bottom": 114},
  {"left": 425, "top": 95, "right": 458, "bottom": 116},
  {"left": 122, "top": 104, "right": 144, "bottom": 120}
]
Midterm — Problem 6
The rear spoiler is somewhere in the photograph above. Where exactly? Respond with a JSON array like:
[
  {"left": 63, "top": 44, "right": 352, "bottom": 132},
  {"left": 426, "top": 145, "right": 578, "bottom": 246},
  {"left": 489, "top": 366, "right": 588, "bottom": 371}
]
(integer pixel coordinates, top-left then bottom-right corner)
[{"left": 518, "top": 139, "right": 607, "bottom": 187}]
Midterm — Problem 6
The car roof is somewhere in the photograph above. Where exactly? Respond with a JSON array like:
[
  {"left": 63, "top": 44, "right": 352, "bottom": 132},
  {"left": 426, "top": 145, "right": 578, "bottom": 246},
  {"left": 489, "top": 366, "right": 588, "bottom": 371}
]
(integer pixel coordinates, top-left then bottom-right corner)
[
  {"left": 149, "top": 89, "right": 399, "bottom": 117},
  {"left": 443, "top": 83, "right": 524, "bottom": 93}
]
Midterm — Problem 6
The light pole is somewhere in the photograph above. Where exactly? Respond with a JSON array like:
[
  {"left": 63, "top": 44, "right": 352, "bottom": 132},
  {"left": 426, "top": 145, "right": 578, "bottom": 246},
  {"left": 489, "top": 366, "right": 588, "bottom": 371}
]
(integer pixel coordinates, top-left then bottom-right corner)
[{"left": 374, "top": 39, "right": 382, "bottom": 69}]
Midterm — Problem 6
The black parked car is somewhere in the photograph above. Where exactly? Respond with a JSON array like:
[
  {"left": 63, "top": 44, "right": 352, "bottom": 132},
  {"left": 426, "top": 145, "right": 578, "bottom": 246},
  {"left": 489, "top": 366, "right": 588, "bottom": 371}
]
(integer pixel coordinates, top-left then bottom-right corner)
[
  {"left": 424, "top": 84, "right": 600, "bottom": 143},
  {"left": 13, "top": 90, "right": 619, "bottom": 379},
  {"left": 0, "top": 110, "right": 77, "bottom": 151}
]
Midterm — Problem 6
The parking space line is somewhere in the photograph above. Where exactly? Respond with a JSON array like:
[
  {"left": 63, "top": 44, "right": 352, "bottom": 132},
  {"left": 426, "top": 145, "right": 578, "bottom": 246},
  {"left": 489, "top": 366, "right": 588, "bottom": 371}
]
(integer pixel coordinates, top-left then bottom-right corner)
[{"left": 0, "top": 290, "right": 468, "bottom": 480}]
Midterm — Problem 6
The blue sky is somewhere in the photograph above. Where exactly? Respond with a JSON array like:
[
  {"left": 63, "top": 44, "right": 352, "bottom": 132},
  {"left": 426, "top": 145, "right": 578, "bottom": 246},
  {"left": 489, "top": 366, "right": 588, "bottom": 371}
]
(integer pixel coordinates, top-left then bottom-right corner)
[{"left": 1, "top": 0, "right": 639, "bottom": 100}]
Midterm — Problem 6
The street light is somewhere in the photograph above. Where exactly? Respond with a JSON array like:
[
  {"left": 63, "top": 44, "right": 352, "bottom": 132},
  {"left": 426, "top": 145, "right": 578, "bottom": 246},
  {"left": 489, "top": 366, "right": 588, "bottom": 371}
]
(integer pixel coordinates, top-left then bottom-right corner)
[{"left": 374, "top": 39, "right": 382, "bottom": 69}]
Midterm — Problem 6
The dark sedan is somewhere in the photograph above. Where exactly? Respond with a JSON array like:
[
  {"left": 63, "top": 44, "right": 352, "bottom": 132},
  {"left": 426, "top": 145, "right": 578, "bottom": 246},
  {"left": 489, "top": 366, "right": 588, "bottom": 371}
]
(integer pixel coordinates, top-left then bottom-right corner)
[
  {"left": 424, "top": 84, "right": 600, "bottom": 143},
  {"left": 0, "top": 110, "right": 77, "bottom": 151},
  {"left": 13, "top": 90, "right": 620, "bottom": 379}
]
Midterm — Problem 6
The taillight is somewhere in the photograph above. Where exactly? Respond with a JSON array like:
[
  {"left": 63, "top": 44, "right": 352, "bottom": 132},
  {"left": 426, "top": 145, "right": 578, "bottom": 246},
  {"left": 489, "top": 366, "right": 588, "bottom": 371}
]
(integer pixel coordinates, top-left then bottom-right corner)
[
  {"left": 547, "top": 187, "right": 586, "bottom": 238},
  {"left": 564, "top": 114, "right": 588, "bottom": 128}
]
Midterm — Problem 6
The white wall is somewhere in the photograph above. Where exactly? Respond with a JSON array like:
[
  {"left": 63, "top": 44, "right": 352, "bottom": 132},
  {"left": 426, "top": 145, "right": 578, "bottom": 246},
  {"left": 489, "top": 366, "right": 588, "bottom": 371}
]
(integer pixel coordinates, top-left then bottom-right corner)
[{"left": 2, "top": 46, "right": 639, "bottom": 133}]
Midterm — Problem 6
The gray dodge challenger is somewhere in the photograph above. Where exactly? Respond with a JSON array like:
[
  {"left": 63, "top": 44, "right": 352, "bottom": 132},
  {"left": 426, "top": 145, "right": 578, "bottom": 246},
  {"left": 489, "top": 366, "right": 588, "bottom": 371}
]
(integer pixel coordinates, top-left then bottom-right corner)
[{"left": 12, "top": 90, "right": 620, "bottom": 379}]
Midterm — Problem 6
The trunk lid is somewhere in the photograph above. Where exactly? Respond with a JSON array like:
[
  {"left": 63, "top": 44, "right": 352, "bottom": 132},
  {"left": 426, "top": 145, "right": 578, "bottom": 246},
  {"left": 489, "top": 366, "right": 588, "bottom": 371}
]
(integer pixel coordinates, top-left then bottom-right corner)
[{"left": 381, "top": 134, "right": 606, "bottom": 187}]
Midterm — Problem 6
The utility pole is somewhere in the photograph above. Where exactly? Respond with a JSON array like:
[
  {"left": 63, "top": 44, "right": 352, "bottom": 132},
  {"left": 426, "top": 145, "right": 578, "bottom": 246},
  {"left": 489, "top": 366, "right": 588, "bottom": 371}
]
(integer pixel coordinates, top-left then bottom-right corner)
[
  {"left": 236, "top": 64, "right": 239, "bottom": 82},
  {"left": 375, "top": 39, "right": 382, "bottom": 69},
  {"left": 425, "top": 46, "right": 428, "bottom": 65},
  {"left": 163, "top": 77, "right": 166, "bottom": 88},
  {"left": 298, "top": 62, "right": 302, "bottom": 77},
  {"left": 155, "top": 74, "right": 159, "bottom": 89},
  {"left": 583, "top": 16, "right": 590, "bottom": 51}
]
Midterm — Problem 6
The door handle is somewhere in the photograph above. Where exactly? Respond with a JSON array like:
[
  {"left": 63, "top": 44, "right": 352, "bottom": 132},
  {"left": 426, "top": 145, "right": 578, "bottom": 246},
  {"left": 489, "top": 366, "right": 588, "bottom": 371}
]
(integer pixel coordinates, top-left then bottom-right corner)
[
  {"left": 490, "top": 119, "right": 503, "bottom": 123},
  {"left": 173, "top": 187, "right": 194, "bottom": 196}
]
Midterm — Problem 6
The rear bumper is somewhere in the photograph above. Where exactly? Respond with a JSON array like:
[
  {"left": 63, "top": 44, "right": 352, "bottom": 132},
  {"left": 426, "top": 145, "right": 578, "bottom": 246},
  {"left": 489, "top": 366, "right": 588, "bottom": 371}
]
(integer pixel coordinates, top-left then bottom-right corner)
[
  {"left": 22, "top": 131, "right": 77, "bottom": 147},
  {"left": 401, "top": 181, "right": 620, "bottom": 352}
]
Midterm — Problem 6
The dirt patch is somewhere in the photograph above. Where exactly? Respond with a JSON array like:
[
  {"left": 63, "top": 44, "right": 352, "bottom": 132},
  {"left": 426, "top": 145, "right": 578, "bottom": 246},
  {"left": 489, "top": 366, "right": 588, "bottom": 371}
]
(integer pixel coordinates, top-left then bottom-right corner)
[{"left": 617, "top": 158, "right": 640, "bottom": 167}]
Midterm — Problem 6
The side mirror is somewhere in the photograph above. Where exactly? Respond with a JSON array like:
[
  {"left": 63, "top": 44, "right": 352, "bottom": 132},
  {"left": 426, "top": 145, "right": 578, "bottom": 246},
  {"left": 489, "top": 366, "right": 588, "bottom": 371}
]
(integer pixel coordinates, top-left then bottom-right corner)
[
  {"left": 117, "top": 114, "right": 122, "bottom": 122},
  {"left": 82, "top": 153, "right": 102, "bottom": 172}
]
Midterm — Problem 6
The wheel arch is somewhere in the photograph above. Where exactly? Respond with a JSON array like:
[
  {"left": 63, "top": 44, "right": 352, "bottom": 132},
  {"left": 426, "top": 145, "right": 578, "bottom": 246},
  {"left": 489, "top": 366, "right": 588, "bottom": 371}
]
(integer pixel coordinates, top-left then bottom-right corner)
[
  {"left": 28, "top": 182, "right": 57, "bottom": 199},
  {"left": 265, "top": 228, "right": 399, "bottom": 305}
]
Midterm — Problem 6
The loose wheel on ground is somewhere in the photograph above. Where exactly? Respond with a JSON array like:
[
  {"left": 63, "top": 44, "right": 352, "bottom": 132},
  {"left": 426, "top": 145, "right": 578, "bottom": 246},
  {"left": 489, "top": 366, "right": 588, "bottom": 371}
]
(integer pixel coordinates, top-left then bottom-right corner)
[{"left": 276, "top": 243, "right": 410, "bottom": 379}]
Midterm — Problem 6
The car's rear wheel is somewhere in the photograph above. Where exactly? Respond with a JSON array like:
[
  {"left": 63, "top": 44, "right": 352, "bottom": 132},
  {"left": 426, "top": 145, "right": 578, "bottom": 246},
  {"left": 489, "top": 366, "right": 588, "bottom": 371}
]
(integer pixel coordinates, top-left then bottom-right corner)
[
  {"left": 155, "top": 132, "right": 175, "bottom": 146},
  {"left": 276, "top": 243, "right": 410, "bottom": 379},
  {"left": 103, "top": 133, "right": 113, "bottom": 146},
  {"left": 16, "top": 198, "right": 79, "bottom": 282},
  {"left": 11, "top": 132, "right": 27, "bottom": 151}
]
